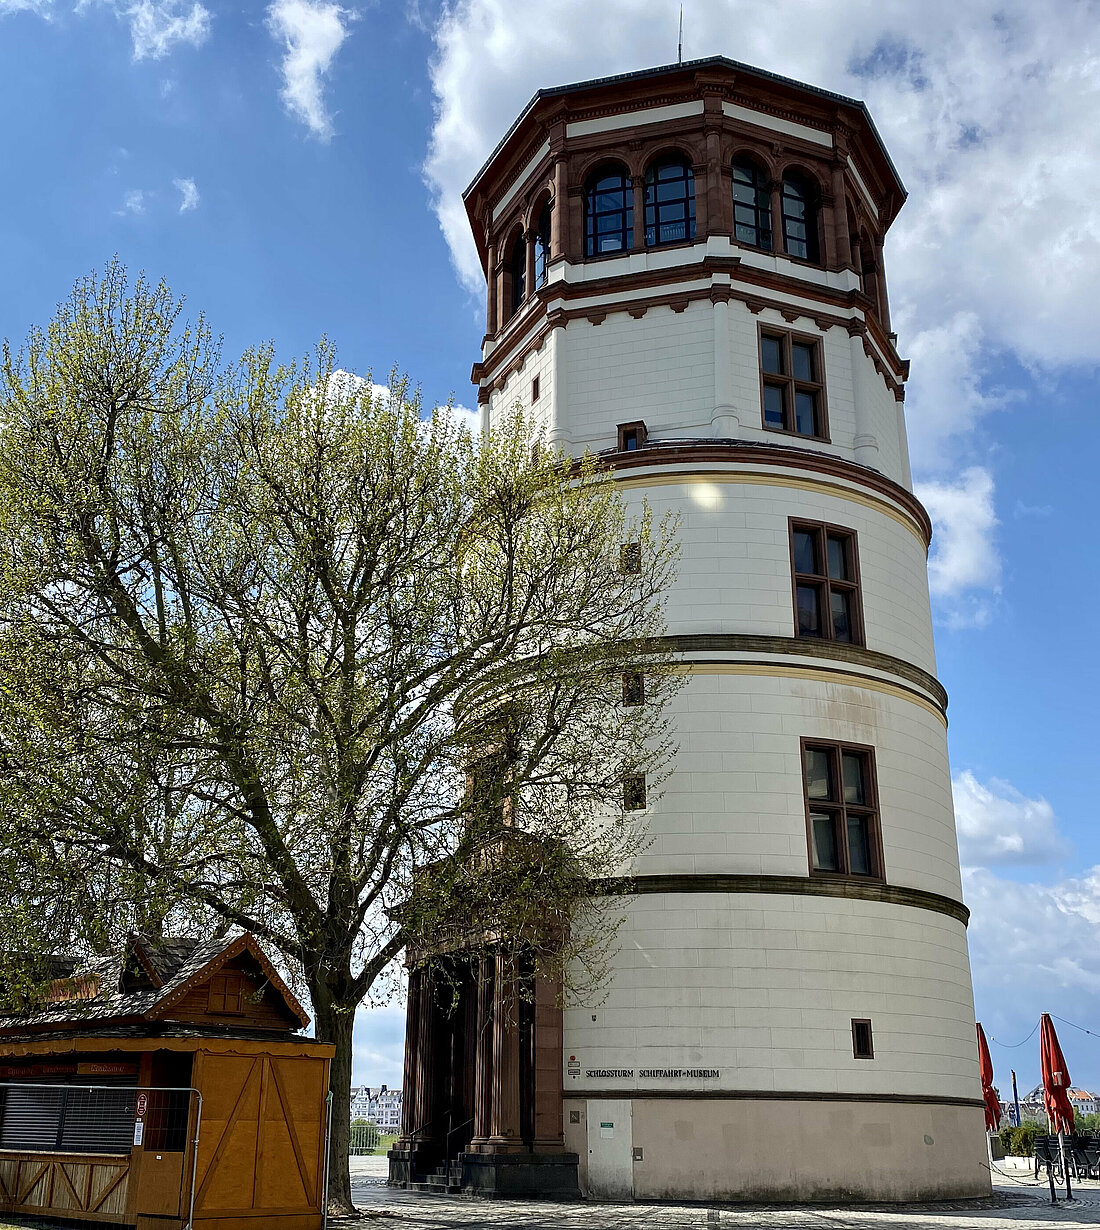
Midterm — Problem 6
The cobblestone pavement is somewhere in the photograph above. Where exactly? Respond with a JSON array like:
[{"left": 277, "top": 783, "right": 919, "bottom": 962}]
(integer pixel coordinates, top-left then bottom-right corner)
[{"left": 346, "top": 1158, "right": 1100, "bottom": 1229}]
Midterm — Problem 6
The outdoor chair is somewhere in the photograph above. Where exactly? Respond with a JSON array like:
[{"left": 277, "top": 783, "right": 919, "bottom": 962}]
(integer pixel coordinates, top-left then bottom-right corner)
[{"left": 1033, "top": 1136, "right": 1064, "bottom": 1181}]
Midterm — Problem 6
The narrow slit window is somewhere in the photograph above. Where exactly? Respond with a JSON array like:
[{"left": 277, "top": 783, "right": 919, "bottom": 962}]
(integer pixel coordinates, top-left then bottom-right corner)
[
  {"left": 852, "top": 1019, "right": 874, "bottom": 1059},
  {"left": 622, "top": 672, "right": 645, "bottom": 706},
  {"left": 624, "top": 773, "right": 647, "bottom": 811},
  {"left": 531, "top": 375, "right": 540, "bottom": 402},
  {"left": 620, "top": 542, "right": 642, "bottom": 574}
]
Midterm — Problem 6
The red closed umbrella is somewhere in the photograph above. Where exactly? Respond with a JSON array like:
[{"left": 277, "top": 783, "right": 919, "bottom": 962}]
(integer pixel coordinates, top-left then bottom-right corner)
[
  {"left": 976, "top": 1023, "right": 1002, "bottom": 1131},
  {"left": 1040, "top": 1013, "right": 1075, "bottom": 1134}
]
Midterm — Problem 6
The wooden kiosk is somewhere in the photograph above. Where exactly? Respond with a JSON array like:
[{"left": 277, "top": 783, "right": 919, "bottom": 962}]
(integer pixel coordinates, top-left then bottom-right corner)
[{"left": 0, "top": 932, "right": 333, "bottom": 1230}]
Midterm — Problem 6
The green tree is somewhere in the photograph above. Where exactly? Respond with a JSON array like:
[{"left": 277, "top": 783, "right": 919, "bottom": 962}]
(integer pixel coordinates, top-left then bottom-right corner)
[{"left": 0, "top": 262, "right": 680, "bottom": 1211}]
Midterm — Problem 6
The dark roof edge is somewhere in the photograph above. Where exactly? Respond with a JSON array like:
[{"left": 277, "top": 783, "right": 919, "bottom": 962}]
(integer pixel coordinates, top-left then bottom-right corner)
[{"left": 462, "top": 56, "right": 905, "bottom": 203}]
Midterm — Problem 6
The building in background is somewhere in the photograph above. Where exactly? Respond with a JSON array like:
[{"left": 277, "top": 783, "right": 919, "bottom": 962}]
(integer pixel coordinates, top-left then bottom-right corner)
[
  {"left": 392, "top": 55, "right": 986, "bottom": 1202},
  {"left": 350, "top": 1085, "right": 402, "bottom": 1133}
]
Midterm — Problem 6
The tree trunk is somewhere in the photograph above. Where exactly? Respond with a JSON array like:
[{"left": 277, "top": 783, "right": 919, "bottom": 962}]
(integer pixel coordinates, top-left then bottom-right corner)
[{"left": 310, "top": 986, "right": 357, "bottom": 1216}]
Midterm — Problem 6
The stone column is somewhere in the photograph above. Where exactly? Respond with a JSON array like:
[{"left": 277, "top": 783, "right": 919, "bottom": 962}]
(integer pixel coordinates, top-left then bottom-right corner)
[
  {"left": 705, "top": 128, "right": 729, "bottom": 238},
  {"left": 769, "top": 179, "right": 785, "bottom": 256},
  {"left": 533, "top": 973, "right": 566, "bottom": 1151},
  {"left": 524, "top": 227, "right": 537, "bottom": 301},
  {"left": 547, "top": 320, "right": 572, "bottom": 452},
  {"left": 711, "top": 292, "right": 739, "bottom": 438},
  {"left": 848, "top": 322, "right": 880, "bottom": 470},
  {"left": 485, "top": 238, "right": 498, "bottom": 335},
  {"left": 397, "top": 967, "right": 422, "bottom": 1142},
  {"left": 550, "top": 158, "right": 566, "bottom": 262},
  {"left": 692, "top": 160, "right": 709, "bottom": 239},
  {"left": 874, "top": 238, "right": 891, "bottom": 333},
  {"left": 413, "top": 969, "right": 439, "bottom": 1147},
  {"left": 631, "top": 175, "right": 646, "bottom": 251},
  {"left": 470, "top": 952, "right": 495, "bottom": 1151},
  {"left": 488, "top": 950, "right": 522, "bottom": 1150},
  {"left": 831, "top": 163, "right": 853, "bottom": 270}
]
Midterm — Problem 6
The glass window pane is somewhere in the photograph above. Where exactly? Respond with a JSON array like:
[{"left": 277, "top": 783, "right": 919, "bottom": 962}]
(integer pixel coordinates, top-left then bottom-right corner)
[
  {"left": 842, "top": 753, "right": 865, "bottom": 804},
  {"left": 763, "top": 383, "right": 785, "bottom": 427},
  {"left": 599, "top": 235, "right": 624, "bottom": 253},
  {"left": 797, "top": 584, "right": 821, "bottom": 636},
  {"left": 657, "top": 180, "right": 684, "bottom": 201},
  {"left": 791, "top": 343, "right": 814, "bottom": 381},
  {"left": 826, "top": 535, "right": 848, "bottom": 579},
  {"left": 811, "top": 813, "right": 839, "bottom": 870},
  {"left": 805, "top": 747, "right": 832, "bottom": 799},
  {"left": 788, "top": 238, "right": 808, "bottom": 260},
  {"left": 736, "top": 222, "right": 759, "bottom": 244},
  {"left": 733, "top": 182, "right": 755, "bottom": 203},
  {"left": 795, "top": 390, "right": 817, "bottom": 435},
  {"left": 761, "top": 337, "right": 783, "bottom": 374},
  {"left": 793, "top": 529, "right": 817, "bottom": 576},
  {"left": 830, "top": 589, "right": 853, "bottom": 642},
  {"left": 847, "top": 814, "right": 872, "bottom": 875}
]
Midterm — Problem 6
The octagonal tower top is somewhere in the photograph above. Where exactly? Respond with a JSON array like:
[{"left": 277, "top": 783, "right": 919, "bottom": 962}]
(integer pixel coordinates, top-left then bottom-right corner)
[{"left": 464, "top": 57, "right": 906, "bottom": 347}]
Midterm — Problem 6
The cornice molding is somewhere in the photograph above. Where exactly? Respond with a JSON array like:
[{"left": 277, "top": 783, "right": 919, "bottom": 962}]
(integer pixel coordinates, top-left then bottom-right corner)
[{"left": 596, "top": 871, "right": 969, "bottom": 926}]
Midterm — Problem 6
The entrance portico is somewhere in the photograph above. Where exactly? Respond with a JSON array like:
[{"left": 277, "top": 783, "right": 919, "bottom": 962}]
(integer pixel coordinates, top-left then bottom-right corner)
[{"left": 388, "top": 949, "right": 579, "bottom": 1196}]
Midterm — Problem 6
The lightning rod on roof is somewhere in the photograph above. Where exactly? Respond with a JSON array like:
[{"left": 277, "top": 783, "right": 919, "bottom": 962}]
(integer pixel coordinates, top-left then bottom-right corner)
[{"left": 677, "top": 5, "right": 683, "bottom": 63}]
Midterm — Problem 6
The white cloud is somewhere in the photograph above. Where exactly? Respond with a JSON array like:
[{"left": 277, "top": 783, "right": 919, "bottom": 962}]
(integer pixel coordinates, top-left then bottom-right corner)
[
  {"left": 266, "top": 0, "right": 350, "bottom": 141},
  {"left": 954, "top": 770, "right": 1069, "bottom": 869},
  {"left": 0, "top": 0, "right": 54, "bottom": 13},
  {"left": 124, "top": 0, "right": 209, "bottom": 59},
  {"left": 117, "top": 188, "right": 146, "bottom": 216},
  {"left": 172, "top": 176, "right": 199, "bottom": 213},
  {"left": 2, "top": 0, "right": 209, "bottom": 56},
  {"left": 916, "top": 466, "right": 999, "bottom": 627}
]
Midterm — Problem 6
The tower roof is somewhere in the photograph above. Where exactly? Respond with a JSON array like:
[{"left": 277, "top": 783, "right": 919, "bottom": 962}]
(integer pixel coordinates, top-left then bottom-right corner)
[{"left": 464, "top": 56, "right": 906, "bottom": 272}]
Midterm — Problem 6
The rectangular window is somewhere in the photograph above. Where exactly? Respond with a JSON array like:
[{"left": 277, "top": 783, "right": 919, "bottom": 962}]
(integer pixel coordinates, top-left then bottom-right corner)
[
  {"left": 759, "top": 328, "right": 827, "bottom": 439},
  {"left": 790, "top": 521, "right": 863, "bottom": 645},
  {"left": 531, "top": 375, "right": 540, "bottom": 402},
  {"left": 617, "top": 420, "right": 648, "bottom": 451},
  {"left": 624, "top": 773, "right": 647, "bottom": 811},
  {"left": 620, "top": 542, "right": 642, "bottom": 574},
  {"left": 852, "top": 1019, "right": 874, "bottom": 1059},
  {"left": 802, "top": 740, "right": 882, "bottom": 879},
  {"left": 622, "top": 672, "right": 645, "bottom": 706}
]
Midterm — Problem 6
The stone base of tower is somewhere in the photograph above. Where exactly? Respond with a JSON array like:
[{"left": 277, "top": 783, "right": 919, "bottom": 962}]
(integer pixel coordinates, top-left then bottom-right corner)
[{"left": 563, "top": 1096, "right": 991, "bottom": 1203}]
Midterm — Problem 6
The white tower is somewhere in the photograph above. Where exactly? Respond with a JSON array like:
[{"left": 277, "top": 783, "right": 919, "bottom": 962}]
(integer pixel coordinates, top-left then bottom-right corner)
[{"left": 460, "top": 58, "right": 988, "bottom": 1203}]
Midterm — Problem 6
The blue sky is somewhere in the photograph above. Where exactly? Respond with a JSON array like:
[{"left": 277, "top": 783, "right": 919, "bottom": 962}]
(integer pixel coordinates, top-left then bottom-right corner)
[{"left": 2, "top": 0, "right": 1099, "bottom": 1099}]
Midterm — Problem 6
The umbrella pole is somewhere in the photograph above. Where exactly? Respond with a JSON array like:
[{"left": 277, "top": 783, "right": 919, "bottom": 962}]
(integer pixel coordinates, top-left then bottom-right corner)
[{"left": 1060, "top": 1129, "right": 1072, "bottom": 1201}]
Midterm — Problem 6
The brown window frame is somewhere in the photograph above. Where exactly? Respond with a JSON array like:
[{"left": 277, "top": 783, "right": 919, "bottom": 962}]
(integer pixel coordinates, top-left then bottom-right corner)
[
  {"left": 758, "top": 325, "right": 828, "bottom": 441},
  {"left": 617, "top": 420, "right": 648, "bottom": 451},
  {"left": 624, "top": 772, "right": 647, "bottom": 811},
  {"left": 531, "top": 375, "right": 540, "bottom": 402},
  {"left": 789, "top": 519, "right": 864, "bottom": 646},
  {"left": 622, "top": 672, "right": 645, "bottom": 706},
  {"left": 620, "top": 542, "right": 642, "bottom": 574},
  {"left": 800, "top": 738, "right": 884, "bottom": 881},
  {"left": 851, "top": 1018, "right": 874, "bottom": 1059}
]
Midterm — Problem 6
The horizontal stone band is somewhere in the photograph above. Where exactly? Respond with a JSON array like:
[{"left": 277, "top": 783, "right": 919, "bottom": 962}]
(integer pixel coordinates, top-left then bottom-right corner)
[
  {"left": 655, "top": 632, "right": 948, "bottom": 713},
  {"left": 596, "top": 872, "right": 970, "bottom": 926},
  {"left": 565, "top": 1089, "right": 983, "bottom": 1108}
]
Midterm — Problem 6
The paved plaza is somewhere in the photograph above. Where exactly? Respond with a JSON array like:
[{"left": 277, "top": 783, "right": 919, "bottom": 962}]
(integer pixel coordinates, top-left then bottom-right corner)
[{"left": 347, "top": 1157, "right": 1100, "bottom": 1229}]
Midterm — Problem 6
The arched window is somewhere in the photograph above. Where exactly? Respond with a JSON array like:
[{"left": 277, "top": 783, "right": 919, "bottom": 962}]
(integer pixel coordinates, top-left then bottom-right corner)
[
  {"left": 732, "top": 160, "right": 772, "bottom": 250},
  {"left": 534, "top": 202, "right": 551, "bottom": 288},
  {"left": 585, "top": 166, "right": 633, "bottom": 256},
  {"left": 781, "top": 173, "right": 820, "bottom": 262},
  {"left": 509, "top": 232, "right": 526, "bottom": 316},
  {"left": 644, "top": 157, "right": 695, "bottom": 247}
]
